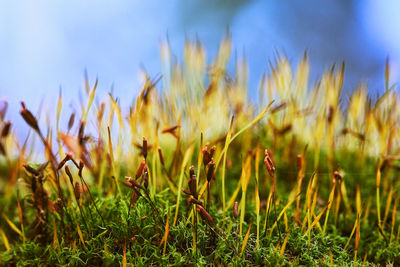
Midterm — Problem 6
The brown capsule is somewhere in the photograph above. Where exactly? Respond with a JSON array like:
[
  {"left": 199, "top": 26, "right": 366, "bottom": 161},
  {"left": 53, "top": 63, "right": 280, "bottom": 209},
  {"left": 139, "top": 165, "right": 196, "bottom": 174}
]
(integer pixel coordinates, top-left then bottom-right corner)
[
  {"left": 141, "top": 216, "right": 148, "bottom": 220},
  {"left": 189, "top": 165, "right": 195, "bottom": 178},
  {"left": 143, "top": 167, "right": 149, "bottom": 189},
  {"left": 161, "top": 125, "right": 180, "bottom": 134},
  {"left": 202, "top": 145, "right": 210, "bottom": 166},
  {"left": 0, "top": 101, "right": 8, "bottom": 121},
  {"left": 78, "top": 121, "right": 85, "bottom": 145},
  {"left": 264, "top": 159, "right": 274, "bottom": 177},
  {"left": 333, "top": 171, "right": 342, "bottom": 184},
  {"left": 80, "top": 183, "right": 89, "bottom": 195},
  {"left": 190, "top": 198, "right": 203, "bottom": 205},
  {"left": 98, "top": 102, "right": 105, "bottom": 121},
  {"left": 158, "top": 147, "right": 165, "bottom": 166},
  {"left": 296, "top": 154, "right": 303, "bottom": 171},
  {"left": 65, "top": 165, "right": 74, "bottom": 185},
  {"left": 1, "top": 121, "right": 11, "bottom": 138},
  {"left": 0, "top": 142, "right": 5, "bottom": 155},
  {"left": 265, "top": 149, "right": 276, "bottom": 166},
  {"left": 135, "top": 159, "right": 146, "bottom": 179},
  {"left": 78, "top": 160, "right": 84, "bottom": 177},
  {"left": 126, "top": 176, "right": 143, "bottom": 190},
  {"left": 226, "top": 156, "right": 232, "bottom": 169},
  {"left": 57, "top": 154, "right": 70, "bottom": 170},
  {"left": 182, "top": 188, "right": 192, "bottom": 195},
  {"left": 142, "top": 137, "right": 148, "bottom": 159},
  {"left": 327, "top": 105, "right": 334, "bottom": 123},
  {"left": 23, "top": 163, "right": 39, "bottom": 176},
  {"left": 132, "top": 187, "right": 142, "bottom": 197},
  {"left": 47, "top": 199, "right": 56, "bottom": 213},
  {"left": 278, "top": 124, "right": 292, "bottom": 135},
  {"left": 121, "top": 181, "right": 134, "bottom": 189},
  {"left": 31, "top": 176, "right": 37, "bottom": 193},
  {"left": 20, "top": 102, "right": 39, "bottom": 131},
  {"left": 271, "top": 102, "right": 287, "bottom": 113},
  {"left": 65, "top": 152, "right": 79, "bottom": 168},
  {"left": 54, "top": 198, "right": 63, "bottom": 214},
  {"left": 233, "top": 201, "right": 239, "bottom": 219},
  {"left": 130, "top": 190, "right": 140, "bottom": 208},
  {"left": 74, "top": 181, "right": 81, "bottom": 201},
  {"left": 209, "top": 145, "right": 216, "bottom": 158},
  {"left": 264, "top": 149, "right": 275, "bottom": 177},
  {"left": 260, "top": 199, "right": 268, "bottom": 210},
  {"left": 67, "top": 113, "right": 75, "bottom": 132},
  {"left": 196, "top": 205, "right": 214, "bottom": 225},
  {"left": 188, "top": 176, "right": 197, "bottom": 199},
  {"left": 206, "top": 158, "right": 215, "bottom": 182},
  {"left": 36, "top": 161, "right": 49, "bottom": 173}
]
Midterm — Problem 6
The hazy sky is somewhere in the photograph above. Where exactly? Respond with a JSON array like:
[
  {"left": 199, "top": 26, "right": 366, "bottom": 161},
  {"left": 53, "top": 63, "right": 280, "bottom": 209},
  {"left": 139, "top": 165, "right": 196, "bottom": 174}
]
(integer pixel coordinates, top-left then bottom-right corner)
[{"left": 0, "top": 0, "right": 399, "bottom": 133}]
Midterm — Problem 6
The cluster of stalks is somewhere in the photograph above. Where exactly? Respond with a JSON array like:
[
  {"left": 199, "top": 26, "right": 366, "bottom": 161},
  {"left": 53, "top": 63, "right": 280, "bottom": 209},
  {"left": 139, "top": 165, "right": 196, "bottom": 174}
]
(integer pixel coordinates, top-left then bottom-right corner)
[{"left": 1, "top": 37, "right": 400, "bottom": 265}]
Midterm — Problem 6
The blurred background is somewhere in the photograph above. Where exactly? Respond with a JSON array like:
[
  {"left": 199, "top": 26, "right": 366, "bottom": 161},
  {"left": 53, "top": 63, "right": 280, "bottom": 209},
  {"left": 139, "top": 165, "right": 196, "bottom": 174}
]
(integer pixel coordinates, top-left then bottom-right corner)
[{"left": 0, "top": 0, "right": 399, "bottom": 132}]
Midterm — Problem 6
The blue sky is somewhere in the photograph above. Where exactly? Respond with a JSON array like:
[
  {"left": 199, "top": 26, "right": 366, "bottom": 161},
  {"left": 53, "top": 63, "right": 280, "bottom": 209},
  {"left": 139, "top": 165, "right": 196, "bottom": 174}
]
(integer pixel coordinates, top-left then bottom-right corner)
[{"left": 0, "top": 0, "right": 399, "bottom": 132}]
